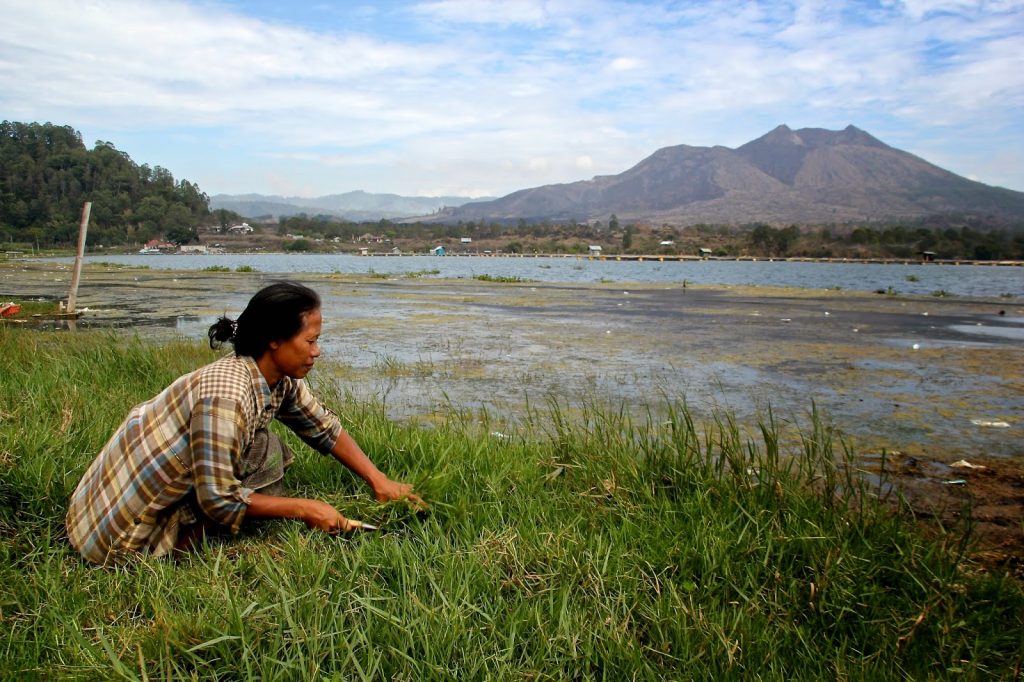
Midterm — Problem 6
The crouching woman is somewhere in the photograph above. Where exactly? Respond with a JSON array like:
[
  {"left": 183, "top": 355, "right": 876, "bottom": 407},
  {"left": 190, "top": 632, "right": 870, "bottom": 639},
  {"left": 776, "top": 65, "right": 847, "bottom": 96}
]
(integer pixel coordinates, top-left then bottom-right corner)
[{"left": 66, "top": 280, "right": 422, "bottom": 566}]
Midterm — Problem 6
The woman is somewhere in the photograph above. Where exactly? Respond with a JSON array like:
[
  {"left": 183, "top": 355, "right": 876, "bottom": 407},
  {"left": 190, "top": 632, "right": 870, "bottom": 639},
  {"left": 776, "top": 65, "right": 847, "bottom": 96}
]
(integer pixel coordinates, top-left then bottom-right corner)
[{"left": 66, "top": 280, "right": 422, "bottom": 566}]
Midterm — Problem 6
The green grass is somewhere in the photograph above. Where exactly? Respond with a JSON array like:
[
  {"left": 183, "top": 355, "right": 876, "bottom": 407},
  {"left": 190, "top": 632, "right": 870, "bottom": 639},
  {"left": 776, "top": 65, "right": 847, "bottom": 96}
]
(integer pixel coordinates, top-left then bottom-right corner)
[
  {"left": 473, "top": 274, "right": 527, "bottom": 283},
  {"left": 1, "top": 328, "right": 1022, "bottom": 679},
  {"left": 92, "top": 262, "right": 151, "bottom": 270},
  {"left": 368, "top": 268, "right": 441, "bottom": 280},
  {"left": 1, "top": 298, "right": 60, "bottom": 316}
]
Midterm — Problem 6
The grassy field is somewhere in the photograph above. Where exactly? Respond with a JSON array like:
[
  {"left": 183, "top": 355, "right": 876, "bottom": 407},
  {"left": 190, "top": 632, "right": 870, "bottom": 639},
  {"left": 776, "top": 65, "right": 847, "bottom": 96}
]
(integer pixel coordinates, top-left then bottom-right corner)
[{"left": 1, "top": 325, "right": 1022, "bottom": 680}]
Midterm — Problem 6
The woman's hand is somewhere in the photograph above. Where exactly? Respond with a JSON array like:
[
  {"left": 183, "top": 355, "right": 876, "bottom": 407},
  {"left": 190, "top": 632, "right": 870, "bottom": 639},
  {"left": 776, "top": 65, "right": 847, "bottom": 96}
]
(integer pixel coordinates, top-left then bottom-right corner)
[
  {"left": 373, "top": 479, "right": 427, "bottom": 510},
  {"left": 247, "top": 493, "right": 367, "bottom": 533},
  {"left": 299, "top": 499, "right": 361, "bottom": 533}
]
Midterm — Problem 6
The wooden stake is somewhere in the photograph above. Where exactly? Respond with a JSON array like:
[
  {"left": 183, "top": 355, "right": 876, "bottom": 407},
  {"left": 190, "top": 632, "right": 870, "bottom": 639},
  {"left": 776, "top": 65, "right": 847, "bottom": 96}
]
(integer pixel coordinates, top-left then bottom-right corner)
[{"left": 67, "top": 201, "right": 91, "bottom": 314}]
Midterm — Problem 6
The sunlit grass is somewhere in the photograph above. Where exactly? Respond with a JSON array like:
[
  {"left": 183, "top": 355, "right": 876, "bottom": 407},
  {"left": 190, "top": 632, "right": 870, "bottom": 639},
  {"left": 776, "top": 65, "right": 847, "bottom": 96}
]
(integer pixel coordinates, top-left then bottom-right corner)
[{"left": 1, "top": 327, "right": 1022, "bottom": 679}]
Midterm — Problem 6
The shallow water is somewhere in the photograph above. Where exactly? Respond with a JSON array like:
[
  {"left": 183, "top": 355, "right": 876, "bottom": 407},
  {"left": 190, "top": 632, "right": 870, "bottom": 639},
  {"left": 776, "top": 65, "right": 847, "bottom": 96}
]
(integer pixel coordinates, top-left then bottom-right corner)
[{"left": 4, "top": 262, "right": 1022, "bottom": 462}]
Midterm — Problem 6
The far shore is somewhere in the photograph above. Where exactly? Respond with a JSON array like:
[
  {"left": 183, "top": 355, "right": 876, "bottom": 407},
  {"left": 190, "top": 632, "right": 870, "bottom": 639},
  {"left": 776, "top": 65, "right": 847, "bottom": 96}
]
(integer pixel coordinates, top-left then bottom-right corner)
[{"left": 6, "top": 246, "right": 1024, "bottom": 267}]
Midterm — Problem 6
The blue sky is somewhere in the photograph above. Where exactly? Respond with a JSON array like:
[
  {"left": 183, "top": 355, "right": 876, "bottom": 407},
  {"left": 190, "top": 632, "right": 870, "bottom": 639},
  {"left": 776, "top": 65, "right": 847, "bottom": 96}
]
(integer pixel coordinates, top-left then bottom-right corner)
[{"left": 2, "top": 0, "right": 1022, "bottom": 198}]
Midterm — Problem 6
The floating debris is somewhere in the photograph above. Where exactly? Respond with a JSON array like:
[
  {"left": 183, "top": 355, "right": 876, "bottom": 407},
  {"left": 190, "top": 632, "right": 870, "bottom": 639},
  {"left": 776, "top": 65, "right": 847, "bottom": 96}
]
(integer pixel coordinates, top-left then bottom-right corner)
[
  {"left": 970, "top": 419, "right": 1011, "bottom": 428},
  {"left": 950, "top": 459, "right": 987, "bottom": 470}
]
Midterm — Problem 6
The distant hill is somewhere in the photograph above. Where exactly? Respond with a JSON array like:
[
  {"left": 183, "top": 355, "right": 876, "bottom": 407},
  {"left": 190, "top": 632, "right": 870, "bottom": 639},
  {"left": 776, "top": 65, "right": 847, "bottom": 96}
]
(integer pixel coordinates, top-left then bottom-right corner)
[
  {"left": 1, "top": 121, "right": 210, "bottom": 247},
  {"left": 426, "top": 125, "right": 1024, "bottom": 226},
  {"left": 210, "top": 190, "right": 489, "bottom": 221}
]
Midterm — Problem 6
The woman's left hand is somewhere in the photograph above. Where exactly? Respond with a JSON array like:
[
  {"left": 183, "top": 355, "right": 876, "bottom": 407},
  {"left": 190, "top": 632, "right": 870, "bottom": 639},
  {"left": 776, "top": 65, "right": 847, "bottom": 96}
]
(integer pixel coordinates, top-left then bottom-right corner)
[{"left": 374, "top": 479, "right": 427, "bottom": 510}]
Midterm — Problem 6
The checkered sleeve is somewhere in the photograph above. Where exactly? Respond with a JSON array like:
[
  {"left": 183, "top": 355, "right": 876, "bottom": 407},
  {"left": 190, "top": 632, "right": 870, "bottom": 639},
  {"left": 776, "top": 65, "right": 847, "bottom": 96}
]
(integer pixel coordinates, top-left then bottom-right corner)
[
  {"left": 276, "top": 379, "right": 344, "bottom": 454},
  {"left": 189, "top": 396, "right": 254, "bottom": 532}
]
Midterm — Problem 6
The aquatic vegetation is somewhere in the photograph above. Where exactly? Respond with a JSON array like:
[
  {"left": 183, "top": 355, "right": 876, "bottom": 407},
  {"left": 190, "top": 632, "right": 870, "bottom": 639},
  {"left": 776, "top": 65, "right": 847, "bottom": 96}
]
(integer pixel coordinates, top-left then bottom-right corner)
[
  {"left": 403, "top": 269, "right": 440, "bottom": 278},
  {"left": 235, "top": 265, "right": 257, "bottom": 273},
  {"left": 202, "top": 265, "right": 230, "bottom": 272},
  {"left": 1, "top": 328, "right": 1022, "bottom": 679},
  {"left": 91, "top": 262, "right": 151, "bottom": 270},
  {"left": 473, "top": 274, "right": 527, "bottom": 283}
]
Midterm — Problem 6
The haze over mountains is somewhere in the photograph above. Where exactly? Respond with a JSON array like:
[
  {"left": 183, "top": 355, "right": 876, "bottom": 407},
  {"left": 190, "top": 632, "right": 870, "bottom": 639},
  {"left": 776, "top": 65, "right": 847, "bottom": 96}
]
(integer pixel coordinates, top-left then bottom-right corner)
[
  {"left": 216, "top": 125, "right": 1024, "bottom": 226},
  {"left": 210, "top": 190, "right": 489, "bottom": 222}
]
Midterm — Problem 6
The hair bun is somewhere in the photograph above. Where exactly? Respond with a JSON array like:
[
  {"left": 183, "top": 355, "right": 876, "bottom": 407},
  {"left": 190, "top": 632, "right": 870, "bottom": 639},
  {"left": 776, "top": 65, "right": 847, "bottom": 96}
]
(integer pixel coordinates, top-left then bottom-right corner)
[{"left": 207, "top": 316, "right": 237, "bottom": 349}]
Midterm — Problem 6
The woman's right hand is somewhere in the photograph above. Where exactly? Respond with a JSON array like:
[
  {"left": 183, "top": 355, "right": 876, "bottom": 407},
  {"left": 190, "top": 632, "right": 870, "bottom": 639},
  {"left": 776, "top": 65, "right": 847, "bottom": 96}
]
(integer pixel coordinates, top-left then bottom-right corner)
[
  {"left": 299, "top": 499, "right": 359, "bottom": 533},
  {"left": 246, "top": 492, "right": 364, "bottom": 533}
]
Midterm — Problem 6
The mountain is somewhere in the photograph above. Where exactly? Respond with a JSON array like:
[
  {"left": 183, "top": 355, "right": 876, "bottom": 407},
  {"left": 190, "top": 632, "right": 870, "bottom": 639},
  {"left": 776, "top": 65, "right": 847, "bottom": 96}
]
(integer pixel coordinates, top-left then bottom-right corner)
[
  {"left": 210, "top": 190, "right": 488, "bottom": 221},
  {"left": 426, "top": 125, "right": 1024, "bottom": 226}
]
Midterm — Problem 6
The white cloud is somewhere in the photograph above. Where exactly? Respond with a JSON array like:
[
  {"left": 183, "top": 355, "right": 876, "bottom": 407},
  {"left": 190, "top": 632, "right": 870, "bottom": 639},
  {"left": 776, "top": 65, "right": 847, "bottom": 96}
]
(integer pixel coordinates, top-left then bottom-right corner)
[
  {"left": 412, "top": 0, "right": 549, "bottom": 26},
  {"left": 607, "top": 57, "right": 643, "bottom": 72},
  {"left": 1, "top": 0, "right": 1021, "bottom": 195}
]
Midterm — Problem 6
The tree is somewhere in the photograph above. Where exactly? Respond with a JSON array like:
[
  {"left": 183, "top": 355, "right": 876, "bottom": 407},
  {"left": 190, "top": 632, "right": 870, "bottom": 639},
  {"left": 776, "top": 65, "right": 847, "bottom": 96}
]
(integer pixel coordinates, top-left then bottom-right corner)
[
  {"left": 134, "top": 195, "right": 168, "bottom": 231},
  {"left": 167, "top": 226, "right": 198, "bottom": 245}
]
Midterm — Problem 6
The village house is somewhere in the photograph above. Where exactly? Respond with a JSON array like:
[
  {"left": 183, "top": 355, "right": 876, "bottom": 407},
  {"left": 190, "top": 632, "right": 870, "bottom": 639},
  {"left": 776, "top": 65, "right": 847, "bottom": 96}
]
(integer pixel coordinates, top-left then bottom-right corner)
[{"left": 140, "top": 239, "right": 175, "bottom": 253}]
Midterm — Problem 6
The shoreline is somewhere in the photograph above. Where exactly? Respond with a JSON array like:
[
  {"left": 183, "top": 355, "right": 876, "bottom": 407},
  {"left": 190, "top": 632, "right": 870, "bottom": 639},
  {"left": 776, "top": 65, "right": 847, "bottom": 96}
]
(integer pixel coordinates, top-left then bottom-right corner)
[{"left": 9, "top": 248, "right": 1024, "bottom": 266}]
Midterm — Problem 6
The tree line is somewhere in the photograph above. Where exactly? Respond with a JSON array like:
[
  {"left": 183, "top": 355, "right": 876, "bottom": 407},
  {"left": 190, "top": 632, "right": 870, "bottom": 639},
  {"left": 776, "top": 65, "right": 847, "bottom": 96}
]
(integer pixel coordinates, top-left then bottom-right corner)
[
  {"left": 273, "top": 213, "right": 1024, "bottom": 260},
  {"left": 0, "top": 121, "right": 213, "bottom": 248}
]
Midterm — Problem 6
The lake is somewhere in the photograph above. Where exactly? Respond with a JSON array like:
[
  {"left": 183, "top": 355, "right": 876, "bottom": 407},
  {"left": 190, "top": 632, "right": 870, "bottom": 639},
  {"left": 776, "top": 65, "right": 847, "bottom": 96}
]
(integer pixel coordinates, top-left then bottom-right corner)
[{"left": 45, "top": 253, "right": 1023, "bottom": 298}]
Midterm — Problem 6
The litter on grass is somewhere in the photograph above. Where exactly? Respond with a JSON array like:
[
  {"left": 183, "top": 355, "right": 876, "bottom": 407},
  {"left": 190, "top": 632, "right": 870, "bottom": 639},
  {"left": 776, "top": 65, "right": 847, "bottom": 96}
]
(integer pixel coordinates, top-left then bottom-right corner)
[{"left": 971, "top": 419, "right": 1011, "bottom": 428}]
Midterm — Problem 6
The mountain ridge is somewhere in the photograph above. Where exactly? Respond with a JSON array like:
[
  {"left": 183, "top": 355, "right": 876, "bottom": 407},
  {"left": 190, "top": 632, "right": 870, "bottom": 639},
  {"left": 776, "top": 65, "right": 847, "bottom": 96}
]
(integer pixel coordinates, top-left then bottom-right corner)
[
  {"left": 210, "top": 189, "right": 490, "bottom": 221},
  {"left": 422, "top": 125, "right": 1024, "bottom": 226}
]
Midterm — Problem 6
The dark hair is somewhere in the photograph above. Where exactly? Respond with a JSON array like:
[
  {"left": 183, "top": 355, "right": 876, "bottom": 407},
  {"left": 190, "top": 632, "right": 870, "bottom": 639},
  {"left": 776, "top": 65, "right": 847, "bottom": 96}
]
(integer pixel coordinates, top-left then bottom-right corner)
[{"left": 208, "top": 280, "right": 321, "bottom": 357}]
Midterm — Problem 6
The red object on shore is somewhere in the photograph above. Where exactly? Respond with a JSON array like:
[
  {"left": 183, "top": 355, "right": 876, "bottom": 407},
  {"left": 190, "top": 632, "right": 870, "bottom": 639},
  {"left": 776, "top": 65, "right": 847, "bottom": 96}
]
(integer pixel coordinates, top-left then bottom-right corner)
[{"left": 0, "top": 303, "right": 21, "bottom": 317}]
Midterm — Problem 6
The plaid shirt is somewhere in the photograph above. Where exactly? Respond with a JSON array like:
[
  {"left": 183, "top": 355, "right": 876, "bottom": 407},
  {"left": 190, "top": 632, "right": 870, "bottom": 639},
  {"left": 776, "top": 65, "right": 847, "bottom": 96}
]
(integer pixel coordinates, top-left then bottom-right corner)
[{"left": 66, "top": 353, "right": 343, "bottom": 565}]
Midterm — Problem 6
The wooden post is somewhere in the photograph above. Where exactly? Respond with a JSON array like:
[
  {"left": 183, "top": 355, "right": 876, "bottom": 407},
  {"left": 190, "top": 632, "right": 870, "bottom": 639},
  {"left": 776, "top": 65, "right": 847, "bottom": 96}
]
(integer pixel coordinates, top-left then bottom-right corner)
[{"left": 67, "top": 201, "right": 92, "bottom": 314}]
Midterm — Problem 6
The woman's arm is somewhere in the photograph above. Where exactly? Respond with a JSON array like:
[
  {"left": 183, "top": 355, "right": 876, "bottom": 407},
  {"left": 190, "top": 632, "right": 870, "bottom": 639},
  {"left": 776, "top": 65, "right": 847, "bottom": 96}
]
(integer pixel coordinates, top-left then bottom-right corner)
[
  {"left": 245, "top": 492, "right": 361, "bottom": 532},
  {"left": 275, "top": 379, "right": 425, "bottom": 508},
  {"left": 330, "top": 429, "right": 426, "bottom": 508}
]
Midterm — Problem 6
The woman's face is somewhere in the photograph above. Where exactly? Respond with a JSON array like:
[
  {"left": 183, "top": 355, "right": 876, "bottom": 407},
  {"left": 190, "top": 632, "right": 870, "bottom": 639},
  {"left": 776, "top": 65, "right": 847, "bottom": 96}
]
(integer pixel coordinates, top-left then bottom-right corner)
[{"left": 266, "top": 308, "right": 322, "bottom": 380}]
